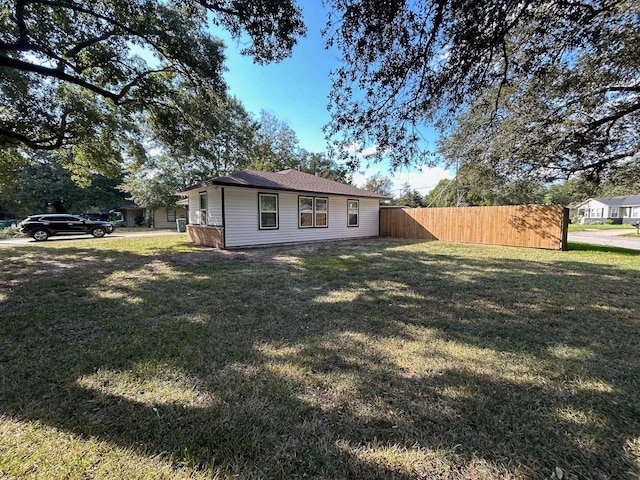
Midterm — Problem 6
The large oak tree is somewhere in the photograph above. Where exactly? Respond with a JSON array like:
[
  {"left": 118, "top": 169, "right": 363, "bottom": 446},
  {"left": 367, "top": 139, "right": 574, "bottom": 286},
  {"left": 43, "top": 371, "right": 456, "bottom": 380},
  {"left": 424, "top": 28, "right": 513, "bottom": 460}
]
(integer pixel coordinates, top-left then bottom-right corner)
[
  {"left": 0, "top": 0, "right": 304, "bottom": 179},
  {"left": 324, "top": 0, "right": 639, "bottom": 180}
]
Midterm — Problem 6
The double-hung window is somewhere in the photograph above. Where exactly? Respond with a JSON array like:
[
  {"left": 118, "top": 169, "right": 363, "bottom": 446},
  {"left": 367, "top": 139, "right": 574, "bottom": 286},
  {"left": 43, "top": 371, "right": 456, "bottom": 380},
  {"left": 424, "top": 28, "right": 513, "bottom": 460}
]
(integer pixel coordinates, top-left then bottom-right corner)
[
  {"left": 315, "top": 198, "right": 327, "bottom": 227},
  {"left": 167, "top": 207, "right": 176, "bottom": 222},
  {"left": 299, "top": 196, "right": 328, "bottom": 228},
  {"left": 199, "top": 192, "right": 207, "bottom": 225},
  {"left": 259, "top": 193, "right": 278, "bottom": 229},
  {"left": 348, "top": 199, "right": 359, "bottom": 227}
]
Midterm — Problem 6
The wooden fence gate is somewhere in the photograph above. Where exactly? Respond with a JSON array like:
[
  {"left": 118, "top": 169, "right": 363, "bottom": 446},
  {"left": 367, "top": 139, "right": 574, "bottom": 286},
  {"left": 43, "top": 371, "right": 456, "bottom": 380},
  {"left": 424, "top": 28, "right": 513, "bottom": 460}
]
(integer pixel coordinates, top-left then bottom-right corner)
[{"left": 380, "top": 204, "right": 569, "bottom": 250}]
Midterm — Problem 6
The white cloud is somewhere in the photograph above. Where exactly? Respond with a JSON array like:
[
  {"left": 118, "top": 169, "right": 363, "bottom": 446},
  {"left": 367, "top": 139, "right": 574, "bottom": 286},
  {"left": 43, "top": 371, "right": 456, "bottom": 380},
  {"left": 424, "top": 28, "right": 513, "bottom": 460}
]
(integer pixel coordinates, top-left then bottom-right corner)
[
  {"left": 354, "top": 164, "right": 454, "bottom": 196},
  {"left": 390, "top": 165, "right": 454, "bottom": 194}
]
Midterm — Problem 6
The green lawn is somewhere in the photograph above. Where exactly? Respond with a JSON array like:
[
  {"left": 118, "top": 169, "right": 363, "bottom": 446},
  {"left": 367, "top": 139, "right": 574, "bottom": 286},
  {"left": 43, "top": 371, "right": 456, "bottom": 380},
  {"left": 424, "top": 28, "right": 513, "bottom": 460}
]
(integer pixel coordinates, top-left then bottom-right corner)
[
  {"left": 1, "top": 236, "right": 639, "bottom": 479},
  {"left": 568, "top": 223, "right": 635, "bottom": 232}
]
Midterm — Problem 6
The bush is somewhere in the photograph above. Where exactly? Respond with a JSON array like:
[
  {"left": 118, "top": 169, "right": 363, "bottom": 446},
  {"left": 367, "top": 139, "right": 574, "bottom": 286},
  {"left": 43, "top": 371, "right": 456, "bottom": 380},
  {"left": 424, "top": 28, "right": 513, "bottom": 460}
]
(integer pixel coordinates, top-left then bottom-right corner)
[
  {"left": 604, "top": 218, "right": 614, "bottom": 224},
  {"left": 0, "top": 227, "right": 23, "bottom": 239},
  {"left": 134, "top": 215, "right": 145, "bottom": 226}
]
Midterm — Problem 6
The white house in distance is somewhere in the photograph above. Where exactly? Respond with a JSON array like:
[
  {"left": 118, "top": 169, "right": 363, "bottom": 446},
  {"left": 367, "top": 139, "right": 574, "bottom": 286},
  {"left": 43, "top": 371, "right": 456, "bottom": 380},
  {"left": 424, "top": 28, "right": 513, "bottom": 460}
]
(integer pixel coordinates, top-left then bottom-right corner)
[
  {"left": 178, "top": 169, "right": 389, "bottom": 248},
  {"left": 573, "top": 194, "right": 640, "bottom": 224}
]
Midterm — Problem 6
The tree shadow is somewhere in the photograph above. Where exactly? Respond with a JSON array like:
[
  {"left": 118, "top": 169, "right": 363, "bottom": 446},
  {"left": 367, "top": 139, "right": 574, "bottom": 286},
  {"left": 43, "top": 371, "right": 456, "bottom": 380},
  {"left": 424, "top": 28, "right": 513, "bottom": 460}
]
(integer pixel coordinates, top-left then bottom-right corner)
[
  {"left": 568, "top": 241, "right": 640, "bottom": 256},
  {"left": 0, "top": 239, "right": 638, "bottom": 478}
]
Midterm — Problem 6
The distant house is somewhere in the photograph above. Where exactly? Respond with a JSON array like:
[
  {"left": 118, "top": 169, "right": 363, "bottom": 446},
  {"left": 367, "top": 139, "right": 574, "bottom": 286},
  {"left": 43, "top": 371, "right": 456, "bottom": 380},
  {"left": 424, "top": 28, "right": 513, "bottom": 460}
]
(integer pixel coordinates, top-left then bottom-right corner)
[
  {"left": 115, "top": 204, "right": 186, "bottom": 228},
  {"left": 178, "top": 169, "right": 389, "bottom": 249},
  {"left": 573, "top": 195, "right": 640, "bottom": 224}
]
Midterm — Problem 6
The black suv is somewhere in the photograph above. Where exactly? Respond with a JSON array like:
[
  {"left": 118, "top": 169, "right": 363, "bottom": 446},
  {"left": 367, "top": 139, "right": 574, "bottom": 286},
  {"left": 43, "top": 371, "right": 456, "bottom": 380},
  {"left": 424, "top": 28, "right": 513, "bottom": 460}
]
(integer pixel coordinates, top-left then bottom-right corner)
[{"left": 18, "top": 214, "right": 115, "bottom": 241}]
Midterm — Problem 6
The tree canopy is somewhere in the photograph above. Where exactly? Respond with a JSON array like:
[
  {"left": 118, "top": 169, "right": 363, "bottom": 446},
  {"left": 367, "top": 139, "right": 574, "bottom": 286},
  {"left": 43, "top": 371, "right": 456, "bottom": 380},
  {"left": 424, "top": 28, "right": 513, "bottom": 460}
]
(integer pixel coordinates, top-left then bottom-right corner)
[
  {"left": 0, "top": 0, "right": 304, "bottom": 179},
  {"left": 324, "top": 0, "right": 639, "bottom": 180}
]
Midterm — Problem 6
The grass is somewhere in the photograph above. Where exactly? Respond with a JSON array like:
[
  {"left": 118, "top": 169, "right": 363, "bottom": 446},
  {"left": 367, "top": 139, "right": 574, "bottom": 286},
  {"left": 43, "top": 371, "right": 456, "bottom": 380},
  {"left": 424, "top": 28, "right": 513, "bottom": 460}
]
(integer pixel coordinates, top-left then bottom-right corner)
[
  {"left": 1, "top": 235, "right": 639, "bottom": 479},
  {"left": 568, "top": 223, "right": 635, "bottom": 232}
]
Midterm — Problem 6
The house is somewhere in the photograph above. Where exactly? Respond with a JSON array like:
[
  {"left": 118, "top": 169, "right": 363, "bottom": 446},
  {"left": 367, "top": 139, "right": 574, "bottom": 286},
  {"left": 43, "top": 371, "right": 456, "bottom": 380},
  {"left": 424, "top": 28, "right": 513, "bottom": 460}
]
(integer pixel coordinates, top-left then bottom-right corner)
[
  {"left": 178, "top": 169, "right": 389, "bottom": 248},
  {"left": 573, "top": 195, "right": 640, "bottom": 224},
  {"left": 114, "top": 204, "right": 187, "bottom": 228}
]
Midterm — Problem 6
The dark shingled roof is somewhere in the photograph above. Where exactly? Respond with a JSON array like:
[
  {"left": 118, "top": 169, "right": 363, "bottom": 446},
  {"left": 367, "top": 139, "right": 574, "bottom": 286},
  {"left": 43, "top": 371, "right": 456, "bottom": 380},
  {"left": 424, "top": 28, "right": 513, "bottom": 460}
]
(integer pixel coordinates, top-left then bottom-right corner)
[
  {"left": 593, "top": 194, "right": 640, "bottom": 206},
  {"left": 180, "top": 169, "right": 390, "bottom": 199}
]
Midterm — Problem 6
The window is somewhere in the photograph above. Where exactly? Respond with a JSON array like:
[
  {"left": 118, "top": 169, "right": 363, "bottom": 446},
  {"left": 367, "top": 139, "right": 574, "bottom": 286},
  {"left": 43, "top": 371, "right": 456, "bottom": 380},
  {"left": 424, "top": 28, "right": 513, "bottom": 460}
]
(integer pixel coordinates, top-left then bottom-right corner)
[
  {"left": 348, "top": 199, "right": 359, "bottom": 227},
  {"left": 315, "top": 198, "right": 327, "bottom": 227},
  {"left": 259, "top": 193, "right": 278, "bottom": 229},
  {"left": 166, "top": 207, "right": 176, "bottom": 222},
  {"left": 199, "top": 192, "right": 207, "bottom": 225},
  {"left": 299, "top": 196, "right": 313, "bottom": 227},
  {"left": 610, "top": 207, "right": 619, "bottom": 218},
  {"left": 633, "top": 206, "right": 640, "bottom": 218},
  {"left": 299, "top": 196, "right": 328, "bottom": 228}
]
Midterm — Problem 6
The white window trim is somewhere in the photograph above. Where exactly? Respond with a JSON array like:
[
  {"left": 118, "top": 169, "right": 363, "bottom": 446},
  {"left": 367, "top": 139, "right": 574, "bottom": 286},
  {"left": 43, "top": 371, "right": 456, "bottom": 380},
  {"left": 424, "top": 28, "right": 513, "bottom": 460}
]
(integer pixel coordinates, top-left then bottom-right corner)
[{"left": 199, "top": 192, "right": 207, "bottom": 226}]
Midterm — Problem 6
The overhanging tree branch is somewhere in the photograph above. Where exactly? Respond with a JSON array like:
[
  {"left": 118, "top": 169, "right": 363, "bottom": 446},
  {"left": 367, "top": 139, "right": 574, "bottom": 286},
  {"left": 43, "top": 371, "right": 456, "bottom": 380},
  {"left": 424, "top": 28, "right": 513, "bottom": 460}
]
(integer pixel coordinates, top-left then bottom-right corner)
[{"left": 0, "top": 55, "right": 121, "bottom": 101}]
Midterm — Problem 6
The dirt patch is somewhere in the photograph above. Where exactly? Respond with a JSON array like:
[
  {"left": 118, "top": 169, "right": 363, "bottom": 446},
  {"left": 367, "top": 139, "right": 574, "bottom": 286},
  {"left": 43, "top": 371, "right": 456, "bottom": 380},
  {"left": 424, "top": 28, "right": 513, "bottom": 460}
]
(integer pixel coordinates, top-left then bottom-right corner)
[{"left": 169, "top": 238, "right": 403, "bottom": 266}]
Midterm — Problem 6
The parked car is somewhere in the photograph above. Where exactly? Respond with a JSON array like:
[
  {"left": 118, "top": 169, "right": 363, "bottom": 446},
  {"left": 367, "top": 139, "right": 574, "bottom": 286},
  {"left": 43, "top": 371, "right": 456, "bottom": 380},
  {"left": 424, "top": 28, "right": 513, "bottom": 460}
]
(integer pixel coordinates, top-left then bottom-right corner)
[{"left": 18, "top": 214, "right": 115, "bottom": 241}]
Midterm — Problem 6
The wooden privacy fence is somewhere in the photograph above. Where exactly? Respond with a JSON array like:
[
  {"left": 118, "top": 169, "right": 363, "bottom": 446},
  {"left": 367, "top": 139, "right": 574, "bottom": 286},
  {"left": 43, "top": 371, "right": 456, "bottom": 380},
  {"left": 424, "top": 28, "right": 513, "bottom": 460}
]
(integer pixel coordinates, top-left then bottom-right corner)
[{"left": 380, "top": 204, "right": 569, "bottom": 250}]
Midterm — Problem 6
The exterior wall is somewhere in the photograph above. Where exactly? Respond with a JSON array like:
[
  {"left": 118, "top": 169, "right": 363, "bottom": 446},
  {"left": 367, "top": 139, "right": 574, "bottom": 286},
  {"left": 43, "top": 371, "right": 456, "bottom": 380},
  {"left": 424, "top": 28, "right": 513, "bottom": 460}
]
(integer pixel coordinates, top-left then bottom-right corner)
[
  {"left": 153, "top": 206, "right": 187, "bottom": 229},
  {"left": 223, "top": 187, "right": 380, "bottom": 248},
  {"left": 187, "top": 187, "right": 223, "bottom": 226}
]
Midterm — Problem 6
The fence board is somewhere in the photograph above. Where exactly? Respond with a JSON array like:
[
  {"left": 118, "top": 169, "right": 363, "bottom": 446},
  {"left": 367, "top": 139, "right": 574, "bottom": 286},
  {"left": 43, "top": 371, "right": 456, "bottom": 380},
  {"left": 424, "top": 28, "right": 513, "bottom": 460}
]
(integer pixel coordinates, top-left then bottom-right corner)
[{"left": 380, "top": 205, "right": 569, "bottom": 250}]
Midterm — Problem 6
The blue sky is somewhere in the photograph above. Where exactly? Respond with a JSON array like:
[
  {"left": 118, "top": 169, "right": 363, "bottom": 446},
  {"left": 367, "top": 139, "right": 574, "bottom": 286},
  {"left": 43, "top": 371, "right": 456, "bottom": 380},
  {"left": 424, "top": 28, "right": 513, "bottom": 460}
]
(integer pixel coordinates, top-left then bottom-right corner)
[{"left": 214, "top": 3, "right": 453, "bottom": 195}]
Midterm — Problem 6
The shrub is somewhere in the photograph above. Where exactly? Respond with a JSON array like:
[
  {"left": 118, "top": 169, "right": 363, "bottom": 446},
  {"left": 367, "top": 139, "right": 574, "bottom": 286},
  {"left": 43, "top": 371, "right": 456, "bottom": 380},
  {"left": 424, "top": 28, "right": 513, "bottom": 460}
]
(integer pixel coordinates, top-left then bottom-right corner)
[
  {"left": 134, "top": 215, "right": 145, "bottom": 226},
  {"left": 0, "top": 227, "right": 23, "bottom": 239}
]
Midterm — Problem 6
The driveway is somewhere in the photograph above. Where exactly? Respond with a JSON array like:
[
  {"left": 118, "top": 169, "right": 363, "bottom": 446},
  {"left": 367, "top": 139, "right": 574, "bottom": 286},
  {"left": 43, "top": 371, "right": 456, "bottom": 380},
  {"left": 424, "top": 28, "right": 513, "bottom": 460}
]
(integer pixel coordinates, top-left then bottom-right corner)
[
  {"left": 0, "top": 230, "right": 184, "bottom": 247},
  {"left": 568, "top": 229, "right": 640, "bottom": 251}
]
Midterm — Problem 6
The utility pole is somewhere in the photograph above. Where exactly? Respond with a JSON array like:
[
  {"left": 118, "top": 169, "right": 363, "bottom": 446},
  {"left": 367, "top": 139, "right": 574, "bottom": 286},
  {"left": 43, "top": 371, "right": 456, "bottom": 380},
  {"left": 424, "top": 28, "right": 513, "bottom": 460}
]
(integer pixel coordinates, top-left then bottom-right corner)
[{"left": 455, "top": 157, "right": 460, "bottom": 206}]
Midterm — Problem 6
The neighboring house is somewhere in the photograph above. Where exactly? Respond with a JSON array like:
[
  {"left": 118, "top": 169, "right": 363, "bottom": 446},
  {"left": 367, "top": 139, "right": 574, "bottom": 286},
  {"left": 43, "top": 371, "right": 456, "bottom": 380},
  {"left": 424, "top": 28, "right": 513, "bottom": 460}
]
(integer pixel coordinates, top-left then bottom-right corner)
[
  {"left": 178, "top": 169, "right": 389, "bottom": 249},
  {"left": 573, "top": 195, "right": 640, "bottom": 224},
  {"left": 152, "top": 206, "right": 187, "bottom": 229},
  {"left": 114, "top": 204, "right": 186, "bottom": 228}
]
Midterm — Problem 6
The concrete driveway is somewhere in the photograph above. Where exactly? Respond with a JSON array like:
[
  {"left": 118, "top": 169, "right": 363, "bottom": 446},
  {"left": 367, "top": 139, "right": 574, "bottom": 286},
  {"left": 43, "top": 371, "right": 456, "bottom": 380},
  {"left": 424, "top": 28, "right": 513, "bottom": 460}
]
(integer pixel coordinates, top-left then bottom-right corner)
[{"left": 568, "top": 228, "right": 640, "bottom": 250}]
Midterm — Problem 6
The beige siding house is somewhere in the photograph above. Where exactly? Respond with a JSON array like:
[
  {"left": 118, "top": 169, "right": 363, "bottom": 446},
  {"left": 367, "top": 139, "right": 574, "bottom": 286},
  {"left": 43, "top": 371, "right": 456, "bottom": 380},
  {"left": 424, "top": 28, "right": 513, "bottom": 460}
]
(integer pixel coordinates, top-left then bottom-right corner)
[
  {"left": 180, "top": 169, "right": 388, "bottom": 249},
  {"left": 153, "top": 206, "right": 187, "bottom": 229}
]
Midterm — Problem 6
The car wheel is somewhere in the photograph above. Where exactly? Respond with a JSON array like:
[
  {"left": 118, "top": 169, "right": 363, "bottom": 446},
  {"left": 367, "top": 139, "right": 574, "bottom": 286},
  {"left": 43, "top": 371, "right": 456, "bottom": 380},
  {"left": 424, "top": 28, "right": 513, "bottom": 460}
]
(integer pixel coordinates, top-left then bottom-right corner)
[
  {"left": 32, "top": 229, "right": 49, "bottom": 241},
  {"left": 92, "top": 227, "right": 106, "bottom": 238}
]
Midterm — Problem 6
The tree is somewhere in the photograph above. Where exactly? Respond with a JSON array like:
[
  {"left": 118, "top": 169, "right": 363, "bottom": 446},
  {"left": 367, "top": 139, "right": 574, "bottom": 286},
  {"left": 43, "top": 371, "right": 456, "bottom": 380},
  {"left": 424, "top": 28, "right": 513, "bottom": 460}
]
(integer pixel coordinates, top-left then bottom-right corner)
[
  {"left": 324, "top": 1, "right": 639, "bottom": 179},
  {"left": 424, "top": 179, "right": 456, "bottom": 207},
  {"left": 0, "top": 152, "right": 128, "bottom": 216},
  {"left": 362, "top": 173, "right": 393, "bottom": 197},
  {"left": 249, "top": 110, "right": 301, "bottom": 171},
  {"left": 596, "top": 163, "right": 640, "bottom": 199},
  {"left": 393, "top": 182, "right": 425, "bottom": 207},
  {"left": 297, "top": 150, "right": 352, "bottom": 183},
  {"left": 149, "top": 87, "right": 258, "bottom": 180},
  {"left": 118, "top": 156, "right": 185, "bottom": 212},
  {"left": 543, "top": 178, "right": 599, "bottom": 206},
  {"left": 1, "top": 0, "right": 304, "bottom": 178}
]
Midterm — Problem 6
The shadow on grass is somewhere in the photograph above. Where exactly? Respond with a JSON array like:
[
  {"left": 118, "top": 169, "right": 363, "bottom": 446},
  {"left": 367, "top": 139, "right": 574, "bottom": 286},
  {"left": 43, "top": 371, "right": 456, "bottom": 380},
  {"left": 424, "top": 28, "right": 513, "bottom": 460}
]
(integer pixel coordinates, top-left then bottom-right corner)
[
  {"left": 0, "top": 239, "right": 639, "bottom": 478},
  {"left": 568, "top": 241, "right": 640, "bottom": 255}
]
